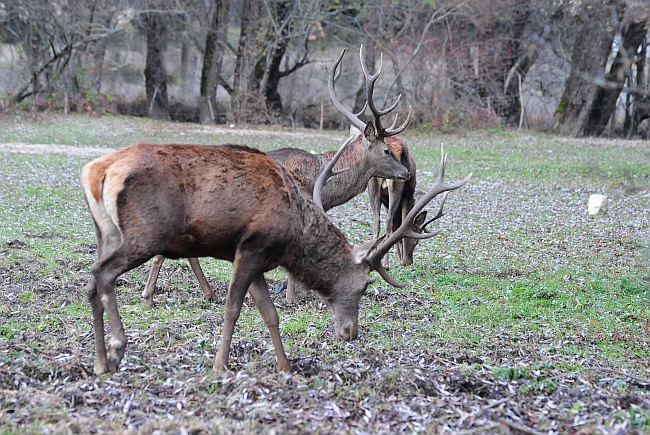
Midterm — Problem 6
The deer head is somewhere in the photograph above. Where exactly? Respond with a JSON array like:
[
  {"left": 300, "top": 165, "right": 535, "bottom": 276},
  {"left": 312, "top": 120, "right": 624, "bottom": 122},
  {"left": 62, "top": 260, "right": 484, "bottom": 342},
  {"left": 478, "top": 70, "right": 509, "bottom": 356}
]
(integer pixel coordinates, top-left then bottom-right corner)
[{"left": 326, "top": 46, "right": 411, "bottom": 183}]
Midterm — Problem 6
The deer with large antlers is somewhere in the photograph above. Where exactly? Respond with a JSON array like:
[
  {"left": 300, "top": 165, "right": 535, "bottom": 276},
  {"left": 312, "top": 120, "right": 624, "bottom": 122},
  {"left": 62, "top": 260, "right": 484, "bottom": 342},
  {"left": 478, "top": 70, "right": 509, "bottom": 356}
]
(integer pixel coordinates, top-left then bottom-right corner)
[
  {"left": 82, "top": 135, "right": 470, "bottom": 374},
  {"left": 142, "top": 45, "right": 414, "bottom": 306},
  {"left": 367, "top": 134, "right": 422, "bottom": 269}
]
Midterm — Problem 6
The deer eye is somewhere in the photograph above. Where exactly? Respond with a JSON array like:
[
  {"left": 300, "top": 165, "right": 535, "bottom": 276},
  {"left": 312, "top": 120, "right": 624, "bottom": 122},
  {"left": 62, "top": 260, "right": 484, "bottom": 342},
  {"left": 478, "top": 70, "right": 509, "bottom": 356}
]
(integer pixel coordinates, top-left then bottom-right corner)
[{"left": 384, "top": 149, "right": 391, "bottom": 156}]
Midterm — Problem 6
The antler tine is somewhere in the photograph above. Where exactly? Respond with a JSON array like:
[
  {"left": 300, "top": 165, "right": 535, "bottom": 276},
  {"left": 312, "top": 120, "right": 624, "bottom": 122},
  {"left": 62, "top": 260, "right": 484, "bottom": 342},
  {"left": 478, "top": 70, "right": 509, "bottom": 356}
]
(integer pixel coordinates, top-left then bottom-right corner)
[
  {"left": 383, "top": 106, "right": 412, "bottom": 137},
  {"left": 353, "top": 101, "right": 368, "bottom": 118},
  {"left": 359, "top": 44, "right": 412, "bottom": 138},
  {"left": 365, "top": 145, "right": 472, "bottom": 286},
  {"left": 421, "top": 191, "right": 449, "bottom": 230},
  {"left": 313, "top": 135, "right": 354, "bottom": 210},
  {"left": 328, "top": 49, "right": 367, "bottom": 132}
]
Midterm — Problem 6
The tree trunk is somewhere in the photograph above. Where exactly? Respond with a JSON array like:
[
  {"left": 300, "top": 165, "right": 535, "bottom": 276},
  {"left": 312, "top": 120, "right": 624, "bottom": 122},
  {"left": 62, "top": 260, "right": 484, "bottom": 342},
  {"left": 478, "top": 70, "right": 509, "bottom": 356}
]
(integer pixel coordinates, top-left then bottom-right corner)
[
  {"left": 583, "top": 17, "right": 649, "bottom": 136},
  {"left": 144, "top": 12, "right": 169, "bottom": 120},
  {"left": 253, "top": 1, "right": 293, "bottom": 113},
  {"left": 552, "top": 0, "right": 619, "bottom": 137},
  {"left": 199, "top": 0, "right": 230, "bottom": 124},
  {"left": 84, "top": 0, "right": 119, "bottom": 93},
  {"left": 498, "top": 0, "right": 537, "bottom": 126},
  {"left": 231, "top": 0, "right": 263, "bottom": 122}
]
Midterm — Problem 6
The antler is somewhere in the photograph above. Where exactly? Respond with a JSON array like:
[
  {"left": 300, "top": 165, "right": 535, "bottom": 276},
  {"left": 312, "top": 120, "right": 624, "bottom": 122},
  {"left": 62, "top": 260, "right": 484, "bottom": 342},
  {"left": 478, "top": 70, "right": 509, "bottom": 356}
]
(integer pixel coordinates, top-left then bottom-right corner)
[
  {"left": 358, "top": 44, "right": 412, "bottom": 138},
  {"left": 365, "top": 145, "right": 472, "bottom": 287},
  {"left": 313, "top": 135, "right": 354, "bottom": 210},
  {"left": 328, "top": 49, "right": 367, "bottom": 133}
]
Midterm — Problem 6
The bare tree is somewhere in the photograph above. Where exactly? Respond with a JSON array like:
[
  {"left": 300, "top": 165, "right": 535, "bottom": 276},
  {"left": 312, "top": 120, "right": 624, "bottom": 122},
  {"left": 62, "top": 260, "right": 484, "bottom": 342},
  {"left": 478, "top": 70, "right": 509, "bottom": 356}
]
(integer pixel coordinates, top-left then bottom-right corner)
[
  {"left": 583, "top": 3, "right": 650, "bottom": 136},
  {"left": 1, "top": 0, "right": 120, "bottom": 107}
]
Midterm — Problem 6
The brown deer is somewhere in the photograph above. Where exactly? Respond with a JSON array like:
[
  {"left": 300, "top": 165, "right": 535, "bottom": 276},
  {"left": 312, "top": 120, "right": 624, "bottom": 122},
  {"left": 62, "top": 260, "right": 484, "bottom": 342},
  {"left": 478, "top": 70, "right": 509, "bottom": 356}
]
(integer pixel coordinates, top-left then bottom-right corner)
[
  {"left": 81, "top": 136, "right": 470, "bottom": 374},
  {"left": 142, "top": 45, "right": 413, "bottom": 306}
]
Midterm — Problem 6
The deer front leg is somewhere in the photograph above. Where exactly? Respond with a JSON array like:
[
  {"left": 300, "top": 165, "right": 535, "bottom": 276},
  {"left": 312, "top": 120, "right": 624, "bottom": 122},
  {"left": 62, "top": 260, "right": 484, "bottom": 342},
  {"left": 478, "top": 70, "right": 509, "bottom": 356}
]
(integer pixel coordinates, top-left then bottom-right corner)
[
  {"left": 383, "top": 180, "right": 403, "bottom": 270},
  {"left": 285, "top": 276, "right": 298, "bottom": 305},
  {"left": 188, "top": 257, "right": 218, "bottom": 301},
  {"left": 213, "top": 255, "right": 258, "bottom": 373},
  {"left": 142, "top": 255, "right": 165, "bottom": 306},
  {"left": 368, "top": 177, "right": 382, "bottom": 238},
  {"left": 248, "top": 274, "right": 291, "bottom": 372}
]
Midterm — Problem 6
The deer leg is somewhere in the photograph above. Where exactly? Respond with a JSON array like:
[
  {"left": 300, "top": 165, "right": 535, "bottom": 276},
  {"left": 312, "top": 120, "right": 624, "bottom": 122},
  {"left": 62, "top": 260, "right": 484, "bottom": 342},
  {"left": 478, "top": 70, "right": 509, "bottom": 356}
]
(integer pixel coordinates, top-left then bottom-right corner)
[
  {"left": 91, "top": 254, "right": 130, "bottom": 374},
  {"left": 383, "top": 181, "right": 403, "bottom": 270},
  {"left": 399, "top": 187, "right": 418, "bottom": 266},
  {"left": 368, "top": 177, "right": 382, "bottom": 238},
  {"left": 86, "top": 275, "right": 109, "bottom": 375},
  {"left": 142, "top": 255, "right": 165, "bottom": 306},
  {"left": 188, "top": 257, "right": 218, "bottom": 301},
  {"left": 248, "top": 274, "right": 291, "bottom": 372},
  {"left": 213, "top": 254, "right": 258, "bottom": 373},
  {"left": 285, "top": 276, "right": 298, "bottom": 305}
]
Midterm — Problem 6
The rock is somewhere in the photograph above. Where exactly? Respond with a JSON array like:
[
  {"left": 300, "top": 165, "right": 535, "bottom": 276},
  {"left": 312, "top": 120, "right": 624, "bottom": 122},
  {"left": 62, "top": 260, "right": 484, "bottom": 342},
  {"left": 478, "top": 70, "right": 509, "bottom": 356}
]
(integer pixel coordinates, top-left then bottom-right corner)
[{"left": 588, "top": 194, "right": 608, "bottom": 215}]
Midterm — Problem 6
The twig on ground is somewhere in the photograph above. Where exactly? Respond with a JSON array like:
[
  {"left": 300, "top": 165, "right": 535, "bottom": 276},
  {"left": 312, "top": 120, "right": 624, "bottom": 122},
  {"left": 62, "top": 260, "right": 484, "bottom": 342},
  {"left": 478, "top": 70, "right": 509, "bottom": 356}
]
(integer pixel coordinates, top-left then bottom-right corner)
[{"left": 501, "top": 419, "right": 545, "bottom": 435}]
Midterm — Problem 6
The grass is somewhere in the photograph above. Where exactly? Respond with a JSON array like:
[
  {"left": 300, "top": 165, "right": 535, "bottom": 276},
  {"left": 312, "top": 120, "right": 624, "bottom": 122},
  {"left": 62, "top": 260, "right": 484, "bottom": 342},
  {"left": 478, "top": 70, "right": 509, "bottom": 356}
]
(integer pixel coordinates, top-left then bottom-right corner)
[{"left": 0, "top": 114, "right": 649, "bottom": 433}]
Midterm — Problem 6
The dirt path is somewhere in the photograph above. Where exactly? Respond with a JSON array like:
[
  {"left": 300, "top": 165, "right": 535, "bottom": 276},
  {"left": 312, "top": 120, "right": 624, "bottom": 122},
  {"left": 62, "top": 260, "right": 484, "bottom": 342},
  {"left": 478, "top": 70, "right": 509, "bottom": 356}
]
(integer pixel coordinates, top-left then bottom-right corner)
[{"left": 0, "top": 142, "right": 113, "bottom": 156}]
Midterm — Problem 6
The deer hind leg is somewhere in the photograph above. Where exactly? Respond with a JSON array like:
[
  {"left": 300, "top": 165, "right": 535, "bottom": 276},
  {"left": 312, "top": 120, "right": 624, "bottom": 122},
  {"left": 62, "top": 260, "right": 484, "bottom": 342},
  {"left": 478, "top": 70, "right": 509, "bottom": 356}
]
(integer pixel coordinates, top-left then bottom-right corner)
[
  {"left": 87, "top": 275, "right": 109, "bottom": 374},
  {"left": 248, "top": 274, "right": 291, "bottom": 372},
  {"left": 142, "top": 255, "right": 165, "bottom": 306},
  {"left": 89, "top": 251, "right": 133, "bottom": 374},
  {"left": 188, "top": 257, "right": 218, "bottom": 301},
  {"left": 285, "top": 276, "right": 298, "bottom": 305}
]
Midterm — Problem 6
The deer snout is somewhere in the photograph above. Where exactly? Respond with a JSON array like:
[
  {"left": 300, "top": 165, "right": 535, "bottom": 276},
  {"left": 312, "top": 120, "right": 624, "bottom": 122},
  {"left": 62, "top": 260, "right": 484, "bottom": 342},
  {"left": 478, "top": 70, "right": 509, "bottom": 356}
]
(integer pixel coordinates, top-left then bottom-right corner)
[
  {"left": 395, "top": 172, "right": 410, "bottom": 182},
  {"left": 337, "top": 320, "right": 358, "bottom": 341}
]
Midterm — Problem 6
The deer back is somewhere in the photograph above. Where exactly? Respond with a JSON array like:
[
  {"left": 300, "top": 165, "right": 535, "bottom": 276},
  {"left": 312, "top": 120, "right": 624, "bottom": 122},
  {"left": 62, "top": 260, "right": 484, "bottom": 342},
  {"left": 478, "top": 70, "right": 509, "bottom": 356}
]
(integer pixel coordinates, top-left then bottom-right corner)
[
  {"left": 82, "top": 142, "right": 365, "bottom": 293},
  {"left": 268, "top": 129, "right": 408, "bottom": 212},
  {"left": 83, "top": 143, "right": 310, "bottom": 264}
]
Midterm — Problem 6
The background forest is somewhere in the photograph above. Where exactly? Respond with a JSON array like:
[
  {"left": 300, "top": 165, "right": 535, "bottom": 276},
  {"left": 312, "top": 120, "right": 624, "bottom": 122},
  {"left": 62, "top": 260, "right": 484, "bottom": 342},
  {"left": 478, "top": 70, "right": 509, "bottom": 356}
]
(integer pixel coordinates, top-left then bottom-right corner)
[{"left": 0, "top": 0, "right": 649, "bottom": 137}]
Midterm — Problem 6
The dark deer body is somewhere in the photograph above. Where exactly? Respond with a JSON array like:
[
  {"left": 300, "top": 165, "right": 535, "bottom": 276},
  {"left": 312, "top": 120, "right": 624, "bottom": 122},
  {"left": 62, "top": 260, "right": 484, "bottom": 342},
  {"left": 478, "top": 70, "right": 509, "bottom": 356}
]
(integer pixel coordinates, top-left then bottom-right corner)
[{"left": 368, "top": 135, "right": 423, "bottom": 268}]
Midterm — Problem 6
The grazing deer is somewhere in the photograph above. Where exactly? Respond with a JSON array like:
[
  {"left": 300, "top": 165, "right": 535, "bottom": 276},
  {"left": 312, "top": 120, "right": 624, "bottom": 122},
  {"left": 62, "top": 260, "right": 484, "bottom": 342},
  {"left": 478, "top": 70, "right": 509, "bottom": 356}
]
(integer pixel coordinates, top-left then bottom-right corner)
[
  {"left": 367, "top": 134, "right": 423, "bottom": 269},
  {"left": 142, "top": 45, "right": 413, "bottom": 306},
  {"left": 81, "top": 135, "right": 470, "bottom": 374}
]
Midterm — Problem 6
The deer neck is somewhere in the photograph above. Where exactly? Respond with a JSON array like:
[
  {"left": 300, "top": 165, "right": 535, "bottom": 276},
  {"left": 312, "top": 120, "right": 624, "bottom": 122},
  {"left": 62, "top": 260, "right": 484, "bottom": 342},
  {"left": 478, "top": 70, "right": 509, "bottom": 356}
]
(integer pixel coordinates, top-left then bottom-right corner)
[
  {"left": 280, "top": 200, "right": 354, "bottom": 295},
  {"left": 319, "top": 136, "right": 371, "bottom": 211}
]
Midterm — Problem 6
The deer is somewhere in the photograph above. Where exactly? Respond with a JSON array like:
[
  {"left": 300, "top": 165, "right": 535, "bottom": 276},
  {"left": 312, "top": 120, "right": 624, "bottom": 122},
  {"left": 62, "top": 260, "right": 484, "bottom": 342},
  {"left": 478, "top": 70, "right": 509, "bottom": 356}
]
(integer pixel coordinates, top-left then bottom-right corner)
[
  {"left": 368, "top": 135, "right": 424, "bottom": 269},
  {"left": 81, "top": 135, "right": 470, "bottom": 375},
  {"left": 141, "top": 45, "right": 413, "bottom": 306}
]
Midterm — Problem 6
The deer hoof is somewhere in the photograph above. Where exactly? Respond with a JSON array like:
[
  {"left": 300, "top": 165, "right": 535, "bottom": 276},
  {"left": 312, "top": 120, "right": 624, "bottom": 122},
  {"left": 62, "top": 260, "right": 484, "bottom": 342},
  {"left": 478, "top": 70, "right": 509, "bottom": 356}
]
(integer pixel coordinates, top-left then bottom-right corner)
[
  {"left": 106, "top": 340, "right": 125, "bottom": 373},
  {"left": 94, "top": 359, "right": 109, "bottom": 375},
  {"left": 274, "top": 279, "right": 287, "bottom": 293},
  {"left": 204, "top": 291, "right": 218, "bottom": 302}
]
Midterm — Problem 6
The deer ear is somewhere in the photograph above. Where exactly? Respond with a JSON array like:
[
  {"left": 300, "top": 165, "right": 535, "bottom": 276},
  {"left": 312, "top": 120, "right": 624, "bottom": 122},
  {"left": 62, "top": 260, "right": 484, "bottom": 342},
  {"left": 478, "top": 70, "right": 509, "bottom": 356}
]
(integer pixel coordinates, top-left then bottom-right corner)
[
  {"left": 413, "top": 210, "right": 427, "bottom": 232},
  {"left": 363, "top": 122, "right": 378, "bottom": 143},
  {"left": 352, "top": 238, "right": 383, "bottom": 264}
]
